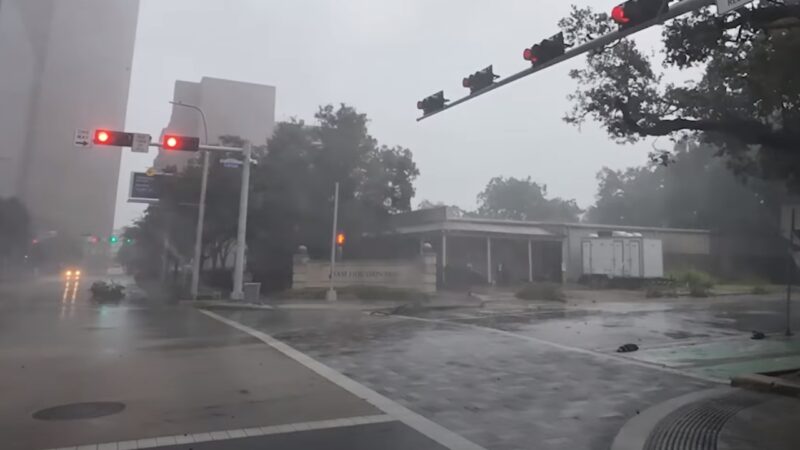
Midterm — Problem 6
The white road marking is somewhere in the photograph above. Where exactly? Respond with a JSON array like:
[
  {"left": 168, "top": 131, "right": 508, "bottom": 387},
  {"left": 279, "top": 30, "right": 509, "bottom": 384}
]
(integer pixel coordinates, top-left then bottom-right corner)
[
  {"left": 42, "top": 414, "right": 395, "bottom": 450},
  {"left": 393, "top": 314, "right": 727, "bottom": 384},
  {"left": 200, "top": 309, "right": 487, "bottom": 450}
]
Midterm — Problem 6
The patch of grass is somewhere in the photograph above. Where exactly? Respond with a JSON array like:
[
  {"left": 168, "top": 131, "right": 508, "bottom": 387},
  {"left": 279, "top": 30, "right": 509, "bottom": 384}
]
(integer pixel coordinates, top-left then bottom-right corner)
[
  {"left": 515, "top": 282, "right": 565, "bottom": 301},
  {"left": 275, "top": 286, "right": 428, "bottom": 301},
  {"left": 339, "top": 285, "right": 429, "bottom": 301},
  {"left": 645, "top": 285, "right": 678, "bottom": 298},
  {"left": 274, "top": 287, "right": 327, "bottom": 300}
]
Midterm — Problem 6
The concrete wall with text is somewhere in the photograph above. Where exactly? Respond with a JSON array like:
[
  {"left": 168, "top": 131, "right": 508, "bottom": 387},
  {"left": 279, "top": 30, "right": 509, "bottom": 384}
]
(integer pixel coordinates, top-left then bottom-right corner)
[{"left": 293, "top": 252, "right": 437, "bottom": 293}]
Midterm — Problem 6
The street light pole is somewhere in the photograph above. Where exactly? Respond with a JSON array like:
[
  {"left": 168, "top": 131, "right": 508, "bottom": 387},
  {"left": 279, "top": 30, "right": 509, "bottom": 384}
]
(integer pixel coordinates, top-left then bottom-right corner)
[
  {"left": 169, "top": 101, "right": 209, "bottom": 301},
  {"left": 230, "top": 141, "right": 252, "bottom": 300},
  {"left": 326, "top": 182, "right": 340, "bottom": 302}
]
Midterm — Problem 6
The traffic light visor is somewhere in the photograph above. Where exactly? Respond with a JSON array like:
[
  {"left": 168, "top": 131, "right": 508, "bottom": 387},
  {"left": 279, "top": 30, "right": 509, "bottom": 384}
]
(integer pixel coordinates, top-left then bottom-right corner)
[{"left": 612, "top": 4, "right": 630, "bottom": 24}]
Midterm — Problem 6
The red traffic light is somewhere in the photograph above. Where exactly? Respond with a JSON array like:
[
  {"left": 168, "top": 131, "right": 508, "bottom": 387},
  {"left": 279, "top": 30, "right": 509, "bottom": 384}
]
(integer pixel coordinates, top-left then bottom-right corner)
[
  {"left": 417, "top": 91, "right": 448, "bottom": 115},
  {"left": 611, "top": 1, "right": 668, "bottom": 28},
  {"left": 336, "top": 233, "right": 346, "bottom": 246},
  {"left": 162, "top": 134, "right": 200, "bottom": 152},
  {"left": 93, "top": 129, "right": 133, "bottom": 146},
  {"left": 523, "top": 33, "right": 565, "bottom": 66},
  {"left": 611, "top": 4, "right": 630, "bottom": 24},
  {"left": 523, "top": 47, "right": 538, "bottom": 63},
  {"left": 462, "top": 66, "right": 499, "bottom": 94}
]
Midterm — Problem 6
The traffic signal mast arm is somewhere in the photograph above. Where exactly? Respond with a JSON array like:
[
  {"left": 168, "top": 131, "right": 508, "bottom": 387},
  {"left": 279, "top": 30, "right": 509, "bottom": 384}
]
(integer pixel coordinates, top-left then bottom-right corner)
[
  {"left": 147, "top": 141, "right": 243, "bottom": 152},
  {"left": 417, "top": 0, "right": 713, "bottom": 121}
]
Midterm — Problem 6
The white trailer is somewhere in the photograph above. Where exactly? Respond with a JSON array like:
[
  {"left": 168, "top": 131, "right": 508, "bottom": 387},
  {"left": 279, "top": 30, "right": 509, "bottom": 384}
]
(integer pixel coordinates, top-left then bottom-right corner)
[{"left": 581, "top": 234, "right": 664, "bottom": 281}]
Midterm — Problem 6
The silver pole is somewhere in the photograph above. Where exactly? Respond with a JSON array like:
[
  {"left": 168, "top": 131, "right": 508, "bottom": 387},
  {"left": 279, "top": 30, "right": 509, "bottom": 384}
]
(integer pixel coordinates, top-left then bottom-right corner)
[
  {"left": 190, "top": 150, "right": 210, "bottom": 300},
  {"left": 170, "top": 101, "right": 209, "bottom": 301},
  {"left": 326, "top": 182, "right": 340, "bottom": 302},
  {"left": 787, "top": 208, "right": 795, "bottom": 337},
  {"left": 231, "top": 141, "right": 252, "bottom": 300}
]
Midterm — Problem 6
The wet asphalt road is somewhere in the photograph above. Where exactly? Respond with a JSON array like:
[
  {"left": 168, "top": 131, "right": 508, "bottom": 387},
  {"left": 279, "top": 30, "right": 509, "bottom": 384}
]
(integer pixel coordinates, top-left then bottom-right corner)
[
  {"left": 3, "top": 278, "right": 800, "bottom": 450},
  {"left": 215, "top": 294, "right": 800, "bottom": 450},
  {"left": 0, "top": 278, "right": 443, "bottom": 450}
]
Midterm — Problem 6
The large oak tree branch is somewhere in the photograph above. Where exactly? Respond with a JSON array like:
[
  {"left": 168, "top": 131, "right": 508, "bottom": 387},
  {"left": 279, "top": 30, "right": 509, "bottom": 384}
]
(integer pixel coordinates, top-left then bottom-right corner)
[{"left": 615, "top": 99, "right": 800, "bottom": 151}]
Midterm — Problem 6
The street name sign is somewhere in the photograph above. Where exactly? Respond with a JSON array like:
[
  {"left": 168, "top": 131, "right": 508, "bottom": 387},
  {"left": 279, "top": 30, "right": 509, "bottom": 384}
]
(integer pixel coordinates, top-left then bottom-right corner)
[
  {"left": 73, "top": 129, "right": 92, "bottom": 148},
  {"left": 131, "top": 133, "right": 151, "bottom": 153},
  {"left": 717, "top": 0, "right": 755, "bottom": 15}
]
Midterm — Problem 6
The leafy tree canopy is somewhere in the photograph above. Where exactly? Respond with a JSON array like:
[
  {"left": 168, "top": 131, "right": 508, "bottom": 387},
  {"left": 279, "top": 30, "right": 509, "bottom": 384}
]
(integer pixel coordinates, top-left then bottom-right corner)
[
  {"left": 586, "top": 138, "right": 785, "bottom": 232},
  {"left": 561, "top": 1, "right": 800, "bottom": 187},
  {"left": 120, "top": 104, "right": 420, "bottom": 291},
  {"left": 477, "top": 176, "right": 582, "bottom": 222}
]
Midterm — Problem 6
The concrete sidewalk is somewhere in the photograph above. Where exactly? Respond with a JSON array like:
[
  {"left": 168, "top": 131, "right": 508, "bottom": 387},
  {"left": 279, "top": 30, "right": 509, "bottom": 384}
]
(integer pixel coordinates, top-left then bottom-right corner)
[{"left": 612, "top": 387, "right": 800, "bottom": 450}]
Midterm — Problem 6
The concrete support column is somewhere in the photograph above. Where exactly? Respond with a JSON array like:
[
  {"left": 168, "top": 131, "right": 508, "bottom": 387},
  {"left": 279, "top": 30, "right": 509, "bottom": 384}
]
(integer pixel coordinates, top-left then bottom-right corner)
[
  {"left": 442, "top": 233, "right": 448, "bottom": 285},
  {"left": 528, "top": 239, "right": 533, "bottom": 283},
  {"left": 561, "top": 238, "right": 569, "bottom": 284},
  {"left": 487, "top": 237, "right": 493, "bottom": 285}
]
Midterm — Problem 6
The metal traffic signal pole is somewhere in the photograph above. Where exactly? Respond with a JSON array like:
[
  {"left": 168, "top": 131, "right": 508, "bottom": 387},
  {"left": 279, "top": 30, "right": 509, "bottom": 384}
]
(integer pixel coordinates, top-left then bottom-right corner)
[
  {"left": 145, "top": 139, "right": 248, "bottom": 300},
  {"left": 417, "top": 0, "right": 714, "bottom": 121},
  {"left": 169, "top": 101, "right": 210, "bottom": 301},
  {"left": 326, "top": 182, "right": 340, "bottom": 302},
  {"left": 230, "top": 141, "right": 252, "bottom": 301}
]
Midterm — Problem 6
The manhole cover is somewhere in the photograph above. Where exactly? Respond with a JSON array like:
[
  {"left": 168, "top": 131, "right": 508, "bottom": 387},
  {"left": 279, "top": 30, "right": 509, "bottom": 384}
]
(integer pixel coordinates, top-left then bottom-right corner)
[{"left": 33, "top": 402, "right": 125, "bottom": 421}]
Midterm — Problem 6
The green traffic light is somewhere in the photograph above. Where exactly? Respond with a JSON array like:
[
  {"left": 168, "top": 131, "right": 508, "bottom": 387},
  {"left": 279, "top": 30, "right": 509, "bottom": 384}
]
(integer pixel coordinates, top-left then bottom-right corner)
[{"left": 109, "top": 235, "right": 118, "bottom": 244}]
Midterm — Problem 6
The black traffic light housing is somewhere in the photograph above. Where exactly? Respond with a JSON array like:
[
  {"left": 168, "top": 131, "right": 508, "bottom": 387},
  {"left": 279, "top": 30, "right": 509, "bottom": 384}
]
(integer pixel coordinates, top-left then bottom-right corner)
[
  {"left": 93, "top": 129, "right": 134, "bottom": 147},
  {"left": 417, "top": 91, "right": 449, "bottom": 115},
  {"left": 162, "top": 134, "right": 201, "bottom": 152},
  {"left": 462, "top": 66, "right": 499, "bottom": 94},
  {"left": 523, "top": 32, "right": 566, "bottom": 66},
  {"left": 612, "top": 0, "right": 670, "bottom": 28}
]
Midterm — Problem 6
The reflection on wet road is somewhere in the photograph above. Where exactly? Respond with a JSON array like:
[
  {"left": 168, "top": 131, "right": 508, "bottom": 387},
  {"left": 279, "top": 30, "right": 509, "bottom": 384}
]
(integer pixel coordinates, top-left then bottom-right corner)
[{"left": 60, "top": 273, "right": 81, "bottom": 318}]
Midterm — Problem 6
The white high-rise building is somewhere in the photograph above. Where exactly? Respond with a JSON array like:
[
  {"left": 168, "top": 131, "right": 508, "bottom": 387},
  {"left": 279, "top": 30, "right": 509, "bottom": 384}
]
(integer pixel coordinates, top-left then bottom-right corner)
[
  {"left": 0, "top": 0, "right": 139, "bottom": 240},
  {"left": 155, "top": 77, "right": 277, "bottom": 170}
]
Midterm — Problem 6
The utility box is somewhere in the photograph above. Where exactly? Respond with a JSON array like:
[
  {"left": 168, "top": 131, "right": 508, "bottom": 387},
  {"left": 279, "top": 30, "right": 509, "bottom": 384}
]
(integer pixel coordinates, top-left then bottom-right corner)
[{"left": 581, "top": 234, "right": 663, "bottom": 279}]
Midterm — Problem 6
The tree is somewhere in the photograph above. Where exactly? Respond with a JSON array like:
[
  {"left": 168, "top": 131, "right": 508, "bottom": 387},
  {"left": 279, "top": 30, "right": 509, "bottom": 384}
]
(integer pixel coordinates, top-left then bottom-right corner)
[
  {"left": 247, "top": 104, "right": 420, "bottom": 288},
  {"left": 561, "top": 1, "right": 800, "bottom": 187},
  {"left": 477, "top": 176, "right": 582, "bottom": 222},
  {"left": 0, "top": 197, "right": 31, "bottom": 275},
  {"left": 121, "top": 104, "right": 421, "bottom": 292},
  {"left": 586, "top": 138, "right": 785, "bottom": 232}
]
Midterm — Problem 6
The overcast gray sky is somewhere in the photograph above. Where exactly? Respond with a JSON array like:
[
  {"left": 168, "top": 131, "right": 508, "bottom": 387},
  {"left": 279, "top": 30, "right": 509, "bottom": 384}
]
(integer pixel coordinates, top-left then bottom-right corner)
[{"left": 116, "top": 0, "right": 664, "bottom": 227}]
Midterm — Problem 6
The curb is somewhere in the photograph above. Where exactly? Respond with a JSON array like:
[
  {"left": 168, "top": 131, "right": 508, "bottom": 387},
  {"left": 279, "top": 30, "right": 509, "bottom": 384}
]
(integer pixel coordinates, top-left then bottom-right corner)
[
  {"left": 731, "top": 373, "right": 800, "bottom": 398},
  {"left": 183, "top": 300, "right": 274, "bottom": 311},
  {"left": 610, "top": 387, "right": 731, "bottom": 450}
]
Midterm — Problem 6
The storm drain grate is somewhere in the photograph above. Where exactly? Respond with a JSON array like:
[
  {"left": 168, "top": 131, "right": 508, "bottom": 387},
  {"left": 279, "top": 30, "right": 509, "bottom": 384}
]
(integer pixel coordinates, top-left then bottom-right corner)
[
  {"left": 644, "top": 393, "right": 763, "bottom": 450},
  {"left": 33, "top": 401, "right": 125, "bottom": 421}
]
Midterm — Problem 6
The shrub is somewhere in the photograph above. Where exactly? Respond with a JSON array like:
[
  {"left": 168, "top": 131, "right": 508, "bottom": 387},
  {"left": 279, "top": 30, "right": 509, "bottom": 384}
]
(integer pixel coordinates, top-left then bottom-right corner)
[
  {"left": 515, "top": 282, "right": 565, "bottom": 301},
  {"left": 90, "top": 281, "right": 125, "bottom": 302},
  {"left": 671, "top": 269, "right": 714, "bottom": 297},
  {"left": 751, "top": 284, "right": 770, "bottom": 295}
]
